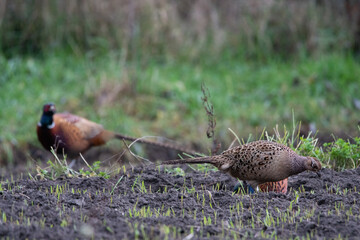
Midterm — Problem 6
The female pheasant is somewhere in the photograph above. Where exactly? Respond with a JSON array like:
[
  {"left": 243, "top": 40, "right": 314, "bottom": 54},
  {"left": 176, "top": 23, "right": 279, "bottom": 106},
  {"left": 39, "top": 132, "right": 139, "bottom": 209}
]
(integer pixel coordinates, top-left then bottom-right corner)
[
  {"left": 37, "top": 103, "right": 196, "bottom": 157},
  {"left": 162, "top": 140, "right": 321, "bottom": 190}
]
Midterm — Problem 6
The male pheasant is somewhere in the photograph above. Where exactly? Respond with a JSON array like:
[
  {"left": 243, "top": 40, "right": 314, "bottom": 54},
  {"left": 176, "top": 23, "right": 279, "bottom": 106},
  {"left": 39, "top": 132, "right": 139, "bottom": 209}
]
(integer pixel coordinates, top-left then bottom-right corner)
[
  {"left": 162, "top": 140, "right": 321, "bottom": 190},
  {"left": 37, "top": 103, "right": 196, "bottom": 157}
]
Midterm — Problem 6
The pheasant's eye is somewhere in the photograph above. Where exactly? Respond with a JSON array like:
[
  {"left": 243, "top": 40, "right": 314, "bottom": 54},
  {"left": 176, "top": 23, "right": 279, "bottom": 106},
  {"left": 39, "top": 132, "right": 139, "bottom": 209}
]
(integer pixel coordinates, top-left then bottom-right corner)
[{"left": 311, "top": 160, "right": 318, "bottom": 169}]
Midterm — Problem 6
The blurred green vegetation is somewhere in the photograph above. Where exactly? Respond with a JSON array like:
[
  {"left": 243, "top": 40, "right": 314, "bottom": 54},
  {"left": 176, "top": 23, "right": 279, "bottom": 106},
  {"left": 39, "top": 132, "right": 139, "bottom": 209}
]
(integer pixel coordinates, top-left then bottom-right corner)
[
  {"left": 1, "top": 0, "right": 360, "bottom": 167},
  {"left": 0, "top": 0, "right": 356, "bottom": 60},
  {"left": 1, "top": 52, "right": 359, "bottom": 147}
]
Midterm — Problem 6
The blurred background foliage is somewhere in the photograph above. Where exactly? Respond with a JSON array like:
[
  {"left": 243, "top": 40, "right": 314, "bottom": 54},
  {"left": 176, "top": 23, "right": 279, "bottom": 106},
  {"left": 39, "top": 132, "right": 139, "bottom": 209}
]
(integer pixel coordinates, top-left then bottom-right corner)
[
  {"left": 1, "top": 0, "right": 358, "bottom": 60},
  {"left": 1, "top": 0, "right": 360, "bottom": 164}
]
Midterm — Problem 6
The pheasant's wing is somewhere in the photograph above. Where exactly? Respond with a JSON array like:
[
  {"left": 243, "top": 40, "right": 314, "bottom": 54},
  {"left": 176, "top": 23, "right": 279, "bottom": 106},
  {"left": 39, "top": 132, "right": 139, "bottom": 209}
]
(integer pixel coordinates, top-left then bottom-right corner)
[
  {"left": 221, "top": 142, "right": 278, "bottom": 164},
  {"left": 222, "top": 142, "right": 290, "bottom": 182},
  {"left": 56, "top": 112, "right": 82, "bottom": 124},
  {"left": 57, "top": 112, "right": 104, "bottom": 140}
]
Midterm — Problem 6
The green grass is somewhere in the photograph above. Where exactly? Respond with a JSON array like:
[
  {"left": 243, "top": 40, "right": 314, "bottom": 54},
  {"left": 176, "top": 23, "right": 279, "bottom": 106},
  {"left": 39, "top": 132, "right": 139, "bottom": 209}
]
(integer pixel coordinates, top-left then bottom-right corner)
[{"left": 1, "top": 51, "right": 360, "bottom": 163}]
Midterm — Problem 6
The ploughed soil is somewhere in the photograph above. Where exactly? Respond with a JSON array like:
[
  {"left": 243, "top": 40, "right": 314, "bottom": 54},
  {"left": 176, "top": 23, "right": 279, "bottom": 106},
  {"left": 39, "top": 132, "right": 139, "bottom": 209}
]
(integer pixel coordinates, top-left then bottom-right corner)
[{"left": 0, "top": 146, "right": 360, "bottom": 239}]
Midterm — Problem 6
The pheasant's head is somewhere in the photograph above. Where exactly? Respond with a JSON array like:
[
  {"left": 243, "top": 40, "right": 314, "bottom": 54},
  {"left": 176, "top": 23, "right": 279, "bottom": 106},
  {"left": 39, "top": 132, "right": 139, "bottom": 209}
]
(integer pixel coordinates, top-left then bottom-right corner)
[
  {"left": 43, "top": 103, "right": 56, "bottom": 115},
  {"left": 305, "top": 157, "right": 322, "bottom": 172},
  {"left": 39, "top": 103, "right": 56, "bottom": 128}
]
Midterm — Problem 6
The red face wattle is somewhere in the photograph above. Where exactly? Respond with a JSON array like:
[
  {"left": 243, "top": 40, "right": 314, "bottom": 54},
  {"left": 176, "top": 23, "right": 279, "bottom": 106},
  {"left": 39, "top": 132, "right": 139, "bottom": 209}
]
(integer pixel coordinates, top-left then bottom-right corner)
[{"left": 43, "top": 103, "right": 56, "bottom": 113}]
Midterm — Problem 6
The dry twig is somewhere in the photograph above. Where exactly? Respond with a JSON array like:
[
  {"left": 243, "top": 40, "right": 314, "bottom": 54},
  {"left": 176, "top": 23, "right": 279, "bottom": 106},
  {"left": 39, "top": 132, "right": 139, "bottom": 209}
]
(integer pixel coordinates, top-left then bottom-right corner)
[{"left": 201, "top": 82, "right": 220, "bottom": 154}]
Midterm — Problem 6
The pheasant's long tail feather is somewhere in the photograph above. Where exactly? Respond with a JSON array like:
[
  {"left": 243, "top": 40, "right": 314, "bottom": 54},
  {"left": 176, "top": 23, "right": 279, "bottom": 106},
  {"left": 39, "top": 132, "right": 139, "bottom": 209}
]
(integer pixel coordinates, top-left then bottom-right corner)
[
  {"left": 114, "top": 133, "right": 198, "bottom": 155},
  {"left": 161, "top": 156, "right": 214, "bottom": 165}
]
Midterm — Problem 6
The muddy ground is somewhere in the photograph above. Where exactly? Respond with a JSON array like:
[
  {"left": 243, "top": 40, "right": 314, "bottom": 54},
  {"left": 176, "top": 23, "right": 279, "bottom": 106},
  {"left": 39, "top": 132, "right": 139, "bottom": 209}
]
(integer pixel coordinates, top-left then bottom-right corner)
[{"left": 0, "top": 146, "right": 359, "bottom": 240}]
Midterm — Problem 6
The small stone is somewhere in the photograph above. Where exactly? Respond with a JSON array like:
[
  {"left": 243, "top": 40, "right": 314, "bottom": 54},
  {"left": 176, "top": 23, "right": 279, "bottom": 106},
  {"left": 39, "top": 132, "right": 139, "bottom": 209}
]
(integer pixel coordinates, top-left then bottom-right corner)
[
  {"left": 353, "top": 98, "right": 360, "bottom": 110},
  {"left": 80, "top": 224, "right": 94, "bottom": 238}
]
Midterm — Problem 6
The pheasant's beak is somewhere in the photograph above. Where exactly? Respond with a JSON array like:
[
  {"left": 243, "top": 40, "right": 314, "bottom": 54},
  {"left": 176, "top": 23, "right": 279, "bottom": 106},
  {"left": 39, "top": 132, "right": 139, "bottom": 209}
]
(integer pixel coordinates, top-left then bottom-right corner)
[{"left": 307, "top": 157, "right": 322, "bottom": 177}]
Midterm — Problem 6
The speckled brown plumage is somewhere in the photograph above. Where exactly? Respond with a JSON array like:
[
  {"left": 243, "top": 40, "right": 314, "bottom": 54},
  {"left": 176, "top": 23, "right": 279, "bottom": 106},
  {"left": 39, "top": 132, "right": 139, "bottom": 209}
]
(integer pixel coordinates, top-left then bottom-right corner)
[
  {"left": 162, "top": 140, "right": 321, "bottom": 189},
  {"left": 37, "top": 103, "right": 196, "bottom": 157}
]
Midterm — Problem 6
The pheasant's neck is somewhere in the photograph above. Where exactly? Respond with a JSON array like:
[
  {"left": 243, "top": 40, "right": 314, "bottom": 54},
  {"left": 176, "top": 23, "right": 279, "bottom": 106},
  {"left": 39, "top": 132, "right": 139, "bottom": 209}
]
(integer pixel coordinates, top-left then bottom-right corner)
[
  {"left": 290, "top": 156, "right": 306, "bottom": 175},
  {"left": 38, "top": 114, "right": 55, "bottom": 129}
]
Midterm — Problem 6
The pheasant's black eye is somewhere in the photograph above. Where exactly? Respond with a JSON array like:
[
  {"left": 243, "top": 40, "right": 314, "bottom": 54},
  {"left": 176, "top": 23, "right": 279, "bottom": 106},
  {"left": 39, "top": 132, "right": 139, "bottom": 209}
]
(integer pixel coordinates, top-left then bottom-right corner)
[{"left": 311, "top": 160, "right": 319, "bottom": 169}]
